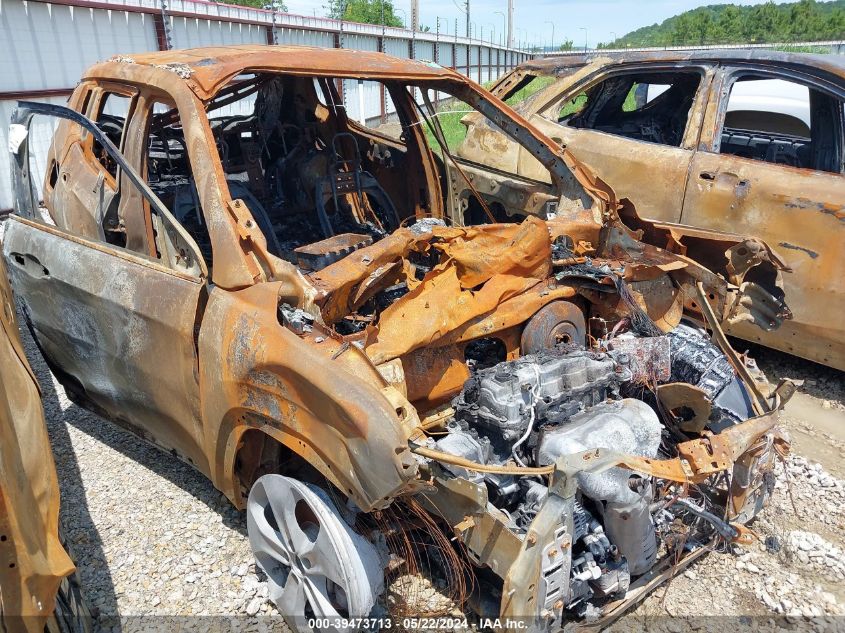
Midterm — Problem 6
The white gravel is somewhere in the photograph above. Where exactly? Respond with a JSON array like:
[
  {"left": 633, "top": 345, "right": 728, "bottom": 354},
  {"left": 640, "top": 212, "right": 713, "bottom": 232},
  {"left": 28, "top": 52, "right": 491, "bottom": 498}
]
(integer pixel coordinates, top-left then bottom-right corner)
[
  {"left": 19, "top": 315, "right": 845, "bottom": 629},
  {"left": 22, "top": 321, "right": 285, "bottom": 630}
]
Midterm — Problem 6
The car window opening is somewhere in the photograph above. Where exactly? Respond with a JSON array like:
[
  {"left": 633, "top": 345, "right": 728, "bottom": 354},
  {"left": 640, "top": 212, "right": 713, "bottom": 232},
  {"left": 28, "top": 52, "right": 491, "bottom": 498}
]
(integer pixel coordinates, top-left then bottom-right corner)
[
  {"left": 554, "top": 71, "right": 702, "bottom": 147},
  {"left": 718, "top": 76, "right": 842, "bottom": 173},
  {"left": 145, "top": 72, "right": 426, "bottom": 270},
  {"left": 409, "top": 88, "right": 499, "bottom": 224}
]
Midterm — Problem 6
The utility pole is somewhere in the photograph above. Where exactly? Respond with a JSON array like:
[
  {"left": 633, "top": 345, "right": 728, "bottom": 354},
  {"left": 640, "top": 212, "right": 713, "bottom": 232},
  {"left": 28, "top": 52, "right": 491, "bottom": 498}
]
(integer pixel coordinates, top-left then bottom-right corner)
[
  {"left": 411, "top": 0, "right": 419, "bottom": 32},
  {"left": 507, "top": 0, "right": 513, "bottom": 48},
  {"left": 465, "top": 0, "right": 470, "bottom": 38}
]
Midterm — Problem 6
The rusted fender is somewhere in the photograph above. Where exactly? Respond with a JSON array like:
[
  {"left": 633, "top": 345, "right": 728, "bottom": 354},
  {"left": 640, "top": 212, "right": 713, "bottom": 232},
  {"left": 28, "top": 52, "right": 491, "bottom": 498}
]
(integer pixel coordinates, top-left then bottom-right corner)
[
  {"left": 0, "top": 256, "right": 75, "bottom": 632},
  {"left": 197, "top": 281, "right": 419, "bottom": 512}
]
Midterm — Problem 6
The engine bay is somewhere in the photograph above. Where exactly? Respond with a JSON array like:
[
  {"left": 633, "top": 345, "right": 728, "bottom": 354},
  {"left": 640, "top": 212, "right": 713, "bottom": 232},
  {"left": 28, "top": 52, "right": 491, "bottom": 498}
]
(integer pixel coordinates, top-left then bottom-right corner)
[{"left": 420, "top": 317, "right": 775, "bottom": 620}]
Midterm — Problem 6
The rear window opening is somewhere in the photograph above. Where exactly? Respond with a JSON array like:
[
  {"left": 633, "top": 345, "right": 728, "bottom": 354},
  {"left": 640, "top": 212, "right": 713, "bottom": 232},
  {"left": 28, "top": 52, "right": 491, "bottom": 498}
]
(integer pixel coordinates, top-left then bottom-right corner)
[{"left": 716, "top": 75, "right": 842, "bottom": 173}]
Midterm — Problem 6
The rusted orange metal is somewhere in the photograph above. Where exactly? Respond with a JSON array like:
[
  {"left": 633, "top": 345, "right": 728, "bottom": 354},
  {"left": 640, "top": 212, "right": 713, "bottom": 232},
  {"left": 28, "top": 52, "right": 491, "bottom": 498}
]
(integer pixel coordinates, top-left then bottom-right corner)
[
  {"left": 0, "top": 255, "right": 76, "bottom": 632},
  {"left": 474, "top": 50, "right": 845, "bottom": 370},
  {"left": 2, "top": 45, "right": 799, "bottom": 629}
]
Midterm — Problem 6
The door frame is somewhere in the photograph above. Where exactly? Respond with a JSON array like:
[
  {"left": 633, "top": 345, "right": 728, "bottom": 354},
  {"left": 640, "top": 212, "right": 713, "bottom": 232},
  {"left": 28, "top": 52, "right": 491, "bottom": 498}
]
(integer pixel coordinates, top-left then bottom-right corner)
[
  {"left": 531, "top": 61, "right": 716, "bottom": 153},
  {"left": 679, "top": 63, "right": 845, "bottom": 369},
  {"left": 10, "top": 100, "right": 208, "bottom": 280},
  {"left": 696, "top": 61, "right": 845, "bottom": 154}
]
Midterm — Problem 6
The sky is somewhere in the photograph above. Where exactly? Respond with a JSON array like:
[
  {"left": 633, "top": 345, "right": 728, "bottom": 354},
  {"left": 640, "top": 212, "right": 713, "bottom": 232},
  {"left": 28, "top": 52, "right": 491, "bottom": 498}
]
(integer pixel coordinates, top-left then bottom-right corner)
[{"left": 282, "top": 0, "right": 800, "bottom": 48}]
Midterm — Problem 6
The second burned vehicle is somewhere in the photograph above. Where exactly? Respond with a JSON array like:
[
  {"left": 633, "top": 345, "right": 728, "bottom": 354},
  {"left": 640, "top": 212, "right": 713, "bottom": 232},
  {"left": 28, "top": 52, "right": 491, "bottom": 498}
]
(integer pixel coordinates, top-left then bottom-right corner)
[
  {"left": 461, "top": 51, "right": 845, "bottom": 370},
  {"left": 5, "top": 46, "right": 792, "bottom": 631}
]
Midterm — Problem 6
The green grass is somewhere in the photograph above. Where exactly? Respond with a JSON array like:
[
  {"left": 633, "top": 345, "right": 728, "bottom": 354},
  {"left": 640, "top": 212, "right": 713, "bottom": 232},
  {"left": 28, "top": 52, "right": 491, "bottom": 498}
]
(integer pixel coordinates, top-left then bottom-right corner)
[
  {"left": 622, "top": 84, "right": 639, "bottom": 112},
  {"left": 422, "top": 99, "right": 474, "bottom": 155},
  {"left": 503, "top": 76, "right": 556, "bottom": 106},
  {"left": 559, "top": 93, "right": 588, "bottom": 119},
  {"left": 774, "top": 44, "right": 831, "bottom": 53}
]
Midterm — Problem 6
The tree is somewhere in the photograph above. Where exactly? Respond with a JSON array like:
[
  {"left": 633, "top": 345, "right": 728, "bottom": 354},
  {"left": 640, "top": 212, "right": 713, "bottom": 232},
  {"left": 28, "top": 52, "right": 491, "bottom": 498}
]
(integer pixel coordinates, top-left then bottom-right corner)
[
  {"left": 716, "top": 5, "right": 744, "bottom": 43},
  {"left": 745, "top": 1, "right": 788, "bottom": 42},
  {"left": 559, "top": 39, "right": 574, "bottom": 51},
  {"left": 613, "top": 0, "right": 845, "bottom": 48},
  {"left": 325, "top": 0, "right": 403, "bottom": 27},
  {"left": 670, "top": 13, "right": 695, "bottom": 45}
]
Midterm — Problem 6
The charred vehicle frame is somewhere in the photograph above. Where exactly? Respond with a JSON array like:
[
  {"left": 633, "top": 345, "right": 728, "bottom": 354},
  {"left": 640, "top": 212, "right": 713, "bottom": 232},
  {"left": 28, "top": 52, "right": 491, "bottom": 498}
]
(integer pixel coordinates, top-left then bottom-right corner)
[
  {"left": 460, "top": 50, "right": 845, "bottom": 370},
  {"left": 4, "top": 45, "right": 793, "bottom": 631}
]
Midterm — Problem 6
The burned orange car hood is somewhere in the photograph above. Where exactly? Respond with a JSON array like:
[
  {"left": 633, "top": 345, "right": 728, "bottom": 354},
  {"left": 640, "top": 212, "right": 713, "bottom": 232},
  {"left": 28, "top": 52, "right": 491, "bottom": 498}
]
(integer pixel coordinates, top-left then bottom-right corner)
[{"left": 305, "top": 211, "right": 790, "bottom": 369}]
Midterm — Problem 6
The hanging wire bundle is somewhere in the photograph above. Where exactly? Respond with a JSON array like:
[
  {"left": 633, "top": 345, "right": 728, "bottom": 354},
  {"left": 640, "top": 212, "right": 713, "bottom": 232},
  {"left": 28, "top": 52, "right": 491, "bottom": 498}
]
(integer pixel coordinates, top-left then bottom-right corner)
[{"left": 362, "top": 497, "right": 476, "bottom": 619}]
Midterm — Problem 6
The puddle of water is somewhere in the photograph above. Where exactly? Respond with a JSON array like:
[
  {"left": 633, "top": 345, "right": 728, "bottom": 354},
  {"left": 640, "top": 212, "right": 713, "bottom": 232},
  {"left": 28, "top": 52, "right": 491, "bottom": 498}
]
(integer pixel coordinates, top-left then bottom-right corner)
[{"left": 780, "top": 392, "right": 845, "bottom": 478}]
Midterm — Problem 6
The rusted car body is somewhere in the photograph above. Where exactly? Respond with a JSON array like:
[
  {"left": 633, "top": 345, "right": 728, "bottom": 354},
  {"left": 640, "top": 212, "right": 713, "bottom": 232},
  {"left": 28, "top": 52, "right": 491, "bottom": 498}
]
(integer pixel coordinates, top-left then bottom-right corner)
[
  {"left": 464, "top": 50, "right": 845, "bottom": 370},
  {"left": 0, "top": 255, "right": 87, "bottom": 633},
  {"left": 4, "top": 46, "right": 792, "bottom": 630}
]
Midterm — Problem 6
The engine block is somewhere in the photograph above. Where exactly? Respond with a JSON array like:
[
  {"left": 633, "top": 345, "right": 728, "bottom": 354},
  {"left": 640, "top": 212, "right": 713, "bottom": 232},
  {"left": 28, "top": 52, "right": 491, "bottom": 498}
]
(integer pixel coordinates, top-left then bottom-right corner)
[{"left": 453, "top": 349, "right": 632, "bottom": 442}]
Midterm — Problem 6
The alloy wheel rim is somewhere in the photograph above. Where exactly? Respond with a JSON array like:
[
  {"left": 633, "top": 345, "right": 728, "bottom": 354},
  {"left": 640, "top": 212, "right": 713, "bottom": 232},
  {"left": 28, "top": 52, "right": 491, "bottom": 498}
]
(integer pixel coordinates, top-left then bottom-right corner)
[{"left": 246, "top": 475, "right": 382, "bottom": 631}]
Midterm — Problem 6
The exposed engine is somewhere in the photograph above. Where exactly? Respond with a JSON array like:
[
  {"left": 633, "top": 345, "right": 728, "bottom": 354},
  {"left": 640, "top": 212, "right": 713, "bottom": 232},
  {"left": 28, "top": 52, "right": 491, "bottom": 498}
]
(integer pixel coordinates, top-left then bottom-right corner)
[{"left": 431, "top": 322, "right": 761, "bottom": 618}]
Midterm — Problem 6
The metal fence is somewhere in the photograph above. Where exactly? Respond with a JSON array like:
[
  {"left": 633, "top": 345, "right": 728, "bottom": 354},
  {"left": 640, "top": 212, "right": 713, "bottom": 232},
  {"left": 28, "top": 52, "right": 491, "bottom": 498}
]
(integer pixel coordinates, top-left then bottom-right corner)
[{"left": 0, "top": 0, "right": 530, "bottom": 211}]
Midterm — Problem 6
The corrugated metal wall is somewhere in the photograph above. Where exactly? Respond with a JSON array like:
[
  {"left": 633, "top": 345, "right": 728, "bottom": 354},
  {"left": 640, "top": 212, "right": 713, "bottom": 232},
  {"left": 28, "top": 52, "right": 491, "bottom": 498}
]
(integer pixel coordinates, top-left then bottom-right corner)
[
  {"left": 0, "top": 0, "right": 530, "bottom": 210},
  {"left": 1, "top": 2, "right": 158, "bottom": 93},
  {"left": 170, "top": 18, "right": 266, "bottom": 48},
  {"left": 276, "top": 28, "right": 334, "bottom": 48}
]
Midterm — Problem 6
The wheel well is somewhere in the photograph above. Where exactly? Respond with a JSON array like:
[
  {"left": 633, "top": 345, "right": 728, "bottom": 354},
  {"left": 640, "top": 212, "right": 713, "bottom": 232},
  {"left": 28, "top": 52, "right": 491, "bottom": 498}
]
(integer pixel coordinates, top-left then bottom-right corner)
[{"left": 233, "top": 429, "right": 339, "bottom": 502}]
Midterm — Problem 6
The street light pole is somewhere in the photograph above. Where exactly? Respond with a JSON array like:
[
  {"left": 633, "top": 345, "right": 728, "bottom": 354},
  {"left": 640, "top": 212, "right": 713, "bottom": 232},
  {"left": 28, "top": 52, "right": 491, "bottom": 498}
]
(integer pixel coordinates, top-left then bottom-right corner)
[
  {"left": 507, "top": 0, "right": 514, "bottom": 48},
  {"left": 466, "top": 0, "right": 470, "bottom": 38},
  {"left": 494, "top": 10, "right": 506, "bottom": 45},
  {"left": 544, "top": 20, "right": 555, "bottom": 52},
  {"left": 579, "top": 27, "right": 588, "bottom": 52}
]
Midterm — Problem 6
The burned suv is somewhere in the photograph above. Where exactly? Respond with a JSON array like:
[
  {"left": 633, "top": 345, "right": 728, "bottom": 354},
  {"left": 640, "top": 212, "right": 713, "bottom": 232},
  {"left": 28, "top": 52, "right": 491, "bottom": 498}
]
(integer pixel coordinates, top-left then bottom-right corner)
[{"left": 5, "top": 46, "right": 791, "bottom": 631}]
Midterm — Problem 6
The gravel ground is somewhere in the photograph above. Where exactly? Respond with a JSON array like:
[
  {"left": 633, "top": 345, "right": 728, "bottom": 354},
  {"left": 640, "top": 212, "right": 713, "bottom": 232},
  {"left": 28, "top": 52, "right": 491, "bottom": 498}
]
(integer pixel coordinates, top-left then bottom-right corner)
[
  {"left": 22, "top": 324, "right": 281, "bottom": 630},
  {"left": 19, "top": 316, "right": 845, "bottom": 631}
]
